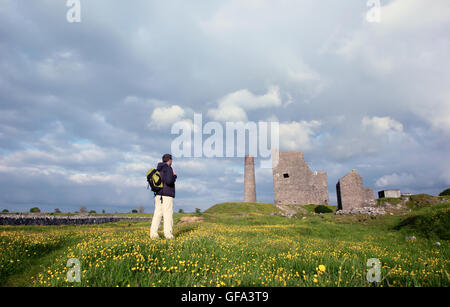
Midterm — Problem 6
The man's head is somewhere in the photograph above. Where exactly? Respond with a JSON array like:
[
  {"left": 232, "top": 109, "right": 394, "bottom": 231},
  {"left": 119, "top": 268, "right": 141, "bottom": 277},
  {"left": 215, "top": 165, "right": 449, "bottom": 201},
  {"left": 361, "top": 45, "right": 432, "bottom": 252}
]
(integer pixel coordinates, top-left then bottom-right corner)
[{"left": 162, "top": 153, "right": 173, "bottom": 166}]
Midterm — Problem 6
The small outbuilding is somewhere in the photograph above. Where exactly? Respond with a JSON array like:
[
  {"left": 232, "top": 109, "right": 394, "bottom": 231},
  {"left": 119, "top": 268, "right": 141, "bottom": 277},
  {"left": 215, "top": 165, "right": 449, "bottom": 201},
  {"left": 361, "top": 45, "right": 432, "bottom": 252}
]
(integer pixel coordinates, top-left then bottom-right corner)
[{"left": 378, "top": 190, "right": 401, "bottom": 198}]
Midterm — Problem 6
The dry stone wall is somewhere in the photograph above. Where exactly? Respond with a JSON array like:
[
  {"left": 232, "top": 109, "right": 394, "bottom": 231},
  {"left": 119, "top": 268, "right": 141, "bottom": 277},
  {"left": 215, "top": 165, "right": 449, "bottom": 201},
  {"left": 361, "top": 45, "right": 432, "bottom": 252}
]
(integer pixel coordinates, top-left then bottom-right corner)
[{"left": 0, "top": 215, "right": 150, "bottom": 226}]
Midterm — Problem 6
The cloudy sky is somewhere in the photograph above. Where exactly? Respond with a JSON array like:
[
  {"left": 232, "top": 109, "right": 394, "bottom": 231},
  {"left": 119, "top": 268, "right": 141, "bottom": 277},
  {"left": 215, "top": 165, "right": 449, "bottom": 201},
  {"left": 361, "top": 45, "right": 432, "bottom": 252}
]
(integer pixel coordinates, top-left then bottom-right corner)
[{"left": 1, "top": 0, "right": 449, "bottom": 213}]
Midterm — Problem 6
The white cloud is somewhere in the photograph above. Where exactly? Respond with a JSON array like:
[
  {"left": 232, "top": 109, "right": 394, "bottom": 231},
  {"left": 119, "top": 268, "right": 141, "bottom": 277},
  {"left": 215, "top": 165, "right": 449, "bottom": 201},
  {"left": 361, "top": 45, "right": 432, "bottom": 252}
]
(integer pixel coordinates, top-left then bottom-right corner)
[
  {"left": 176, "top": 179, "right": 209, "bottom": 194},
  {"left": 68, "top": 173, "right": 112, "bottom": 184},
  {"left": 150, "top": 105, "right": 186, "bottom": 129},
  {"left": 208, "top": 104, "right": 248, "bottom": 122},
  {"left": 279, "top": 120, "right": 321, "bottom": 151},
  {"left": 420, "top": 95, "right": 450, "bottom": 134},
  {"left": 335, "top": 0, "right": 450, "bottom": 135},
  {"left": 287, "top": 69, "right": 326, "bottom": 98},
  {"left": 362, "top": 116, "right": 403, "bottom": 134},
  {"left": 36, "top": 51, "right": 86, "bottom": 80},
  {"left": 0, "top": 143, "right": 111, "bottom": 167},
  {"left": 440, "top": 163, "right": 450, "bottom": 185},
  {"left": 235, "top": 177, "right": 244, "bottom": 184},
  {"left": 375, "top": 172, "right": 415, "bottom": 188},
  {"left": 207, "top": 86, "right": 282, "bottom": 122},
  {"left": 380, "top": 0, "right": 450, "bottom": 30},
  {"left": 68, "top": 173, "right": 142, "bottom": 188},
  {"left": 175, "top": 159, "right": 207, "bottom": 174}
]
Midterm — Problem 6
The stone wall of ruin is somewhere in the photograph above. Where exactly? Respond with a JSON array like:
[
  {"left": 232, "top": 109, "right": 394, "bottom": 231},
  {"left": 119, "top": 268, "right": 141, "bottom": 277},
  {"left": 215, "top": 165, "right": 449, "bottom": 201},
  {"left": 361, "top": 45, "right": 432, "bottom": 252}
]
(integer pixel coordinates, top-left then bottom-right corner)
[
  {"left": 336, "top": 170, "right": 376, "bottom": 210},
  {"left": 273, "top": 151, "right": 329, "bottom": 205},
  {"left": 0, "top": 215, "right": 150, "bottom": 226}
]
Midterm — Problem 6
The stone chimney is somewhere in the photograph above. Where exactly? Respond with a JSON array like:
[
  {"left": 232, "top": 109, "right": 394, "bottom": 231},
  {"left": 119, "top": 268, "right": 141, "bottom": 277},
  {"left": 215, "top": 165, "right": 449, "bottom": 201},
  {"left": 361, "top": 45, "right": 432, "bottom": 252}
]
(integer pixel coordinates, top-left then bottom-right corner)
[{"left": 244, "top": 155, "right": 256, "bottom": 202}]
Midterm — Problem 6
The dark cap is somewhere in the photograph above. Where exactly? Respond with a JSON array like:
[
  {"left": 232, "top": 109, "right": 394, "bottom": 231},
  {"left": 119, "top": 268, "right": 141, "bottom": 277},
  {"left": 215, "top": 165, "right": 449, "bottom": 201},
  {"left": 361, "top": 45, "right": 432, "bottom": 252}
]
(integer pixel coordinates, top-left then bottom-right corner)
[{"left": 162, "top": 154, "right": 172, "bottom": 162}]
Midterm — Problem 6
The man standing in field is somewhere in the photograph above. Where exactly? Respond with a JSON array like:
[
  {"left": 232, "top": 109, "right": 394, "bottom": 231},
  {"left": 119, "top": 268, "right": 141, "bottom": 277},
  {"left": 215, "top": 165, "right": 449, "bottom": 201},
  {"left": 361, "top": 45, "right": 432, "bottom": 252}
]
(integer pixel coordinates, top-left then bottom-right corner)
[{"left": 150, "top": 154, "right": 177, "bottom": 239}]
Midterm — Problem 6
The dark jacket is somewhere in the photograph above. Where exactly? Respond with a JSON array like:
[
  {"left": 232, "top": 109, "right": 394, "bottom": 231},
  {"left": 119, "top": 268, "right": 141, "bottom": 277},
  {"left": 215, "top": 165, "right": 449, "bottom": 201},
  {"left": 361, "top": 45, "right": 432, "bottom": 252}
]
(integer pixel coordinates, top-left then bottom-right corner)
[{"left": 156, "top": 162, "right": 177, "bottom": 198}]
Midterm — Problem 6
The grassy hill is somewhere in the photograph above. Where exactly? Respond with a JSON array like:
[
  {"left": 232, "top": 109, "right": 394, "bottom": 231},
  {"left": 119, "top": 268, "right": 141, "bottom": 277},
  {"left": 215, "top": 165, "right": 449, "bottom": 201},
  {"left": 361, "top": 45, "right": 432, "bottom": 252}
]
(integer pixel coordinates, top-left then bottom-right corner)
[
  {"left": 204, "top": 202, "right": 278, "bottom": 216},
  {"left": 393, "top": 202, "right": 450, "bottom": 240},
  {"left": 0, "top": 197, "right": 448, "bottom": 287}
]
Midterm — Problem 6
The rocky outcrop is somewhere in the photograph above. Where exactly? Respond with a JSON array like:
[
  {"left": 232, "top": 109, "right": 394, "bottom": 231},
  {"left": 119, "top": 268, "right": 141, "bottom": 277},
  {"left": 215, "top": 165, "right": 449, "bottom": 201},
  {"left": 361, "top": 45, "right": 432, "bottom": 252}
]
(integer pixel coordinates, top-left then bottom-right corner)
[
  {"left": 335, "top": 207, "right": 386, "bottom": 216},
  {"left": 272, "top": 204, "right": 307, "bottom": 218},
  {"left": 0, "top": 215, "right": 150, "bottom": 226},
  {"left": 177, "top": 216, "right": 205, "bottom": 224}
]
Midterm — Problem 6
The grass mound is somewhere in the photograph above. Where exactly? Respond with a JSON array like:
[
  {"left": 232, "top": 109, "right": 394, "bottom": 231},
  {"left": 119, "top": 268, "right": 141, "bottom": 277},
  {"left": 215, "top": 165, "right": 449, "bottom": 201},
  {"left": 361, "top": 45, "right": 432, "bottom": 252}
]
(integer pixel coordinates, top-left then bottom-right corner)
[
  {"left": 393, "top": 203, "right": 450, "bottom": 240},
  {"left": 314, "top": 205, "right": 334, "bottom": 214},
  {"left": 301, "top": 204, "right": 336, "bottom": 213},
  {"left": 439, "top": 188, "right": 450, "bottom": 196},
  {"left": 405, "top": 194, "right": 442, "bottom": 209},
  {"left": 377, "top": 197, "right": 404, "bottom": 206},
  {"left": 204, "top": 202, "right": 278, "bottom": 216}
]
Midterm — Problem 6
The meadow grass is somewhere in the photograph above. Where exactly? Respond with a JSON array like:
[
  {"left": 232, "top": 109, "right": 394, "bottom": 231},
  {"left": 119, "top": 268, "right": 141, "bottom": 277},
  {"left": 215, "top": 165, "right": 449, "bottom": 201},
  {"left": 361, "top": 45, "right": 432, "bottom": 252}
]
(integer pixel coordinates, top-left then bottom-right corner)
[{"left": 0, "top": 203, "right": 448, "bottom": 287}]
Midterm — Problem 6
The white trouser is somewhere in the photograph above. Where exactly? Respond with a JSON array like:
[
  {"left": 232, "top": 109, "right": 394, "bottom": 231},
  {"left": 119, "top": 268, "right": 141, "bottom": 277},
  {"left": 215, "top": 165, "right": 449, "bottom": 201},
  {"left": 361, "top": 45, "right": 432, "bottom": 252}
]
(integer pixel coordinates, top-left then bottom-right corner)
[{"left": 150, "top": 195, "right": 174, "bottom": 239}]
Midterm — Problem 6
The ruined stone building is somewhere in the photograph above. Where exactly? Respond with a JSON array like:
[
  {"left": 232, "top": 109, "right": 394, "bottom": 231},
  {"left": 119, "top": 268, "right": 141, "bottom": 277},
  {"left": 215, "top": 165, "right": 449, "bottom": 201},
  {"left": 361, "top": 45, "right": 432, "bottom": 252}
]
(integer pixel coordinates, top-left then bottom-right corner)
[
  {"left": 336, "top": 170, "right": 376, "bottom": 210},
  {"left": 378, "top": 190, "right": 401, "bottom": 198},
  {"left": 273, "top": 151, "right": 329, "bottom": 205},
  {"left": 244, "top": 155, "right": 256, "bottom": 202}
]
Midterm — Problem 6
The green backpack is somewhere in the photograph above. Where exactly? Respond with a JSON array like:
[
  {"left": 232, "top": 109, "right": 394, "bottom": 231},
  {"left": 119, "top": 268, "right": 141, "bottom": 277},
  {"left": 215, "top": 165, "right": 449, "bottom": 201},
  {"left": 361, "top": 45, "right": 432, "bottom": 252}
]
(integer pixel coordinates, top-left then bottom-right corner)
[{"left": 146, "top": 168, "right": 163, "bottom": 194}]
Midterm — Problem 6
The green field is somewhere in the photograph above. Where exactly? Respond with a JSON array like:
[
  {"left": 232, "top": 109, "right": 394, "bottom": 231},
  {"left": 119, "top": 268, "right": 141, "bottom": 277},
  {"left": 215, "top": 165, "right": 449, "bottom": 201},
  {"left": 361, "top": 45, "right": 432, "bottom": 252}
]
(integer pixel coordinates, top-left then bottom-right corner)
[{"left": 1, "top": 198, "right": 449, "bottom": 287}]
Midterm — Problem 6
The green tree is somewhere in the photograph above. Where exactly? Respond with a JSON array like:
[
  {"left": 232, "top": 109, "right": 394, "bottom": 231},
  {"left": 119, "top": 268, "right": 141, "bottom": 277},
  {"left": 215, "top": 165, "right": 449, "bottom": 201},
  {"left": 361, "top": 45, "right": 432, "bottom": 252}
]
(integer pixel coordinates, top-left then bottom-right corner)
[
  {"left": 2, "top": 209, "right": 8, "bottom": 213},
  {"left": 439, "top": 188, "right": 450, "bottom": 196},
  {"left": 178, "top": 208, "right": 184, "bottom": 214},
  {"left": 30, "top": 207, "right": 40, "bottom": 213}
]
